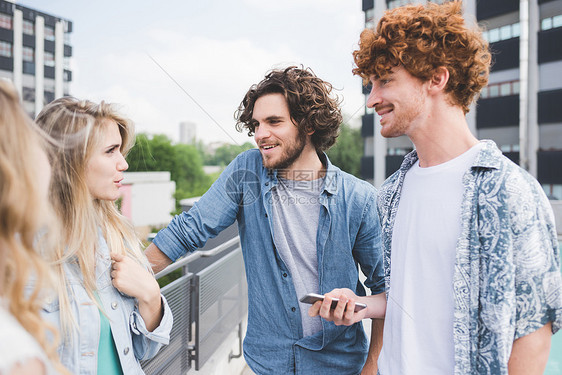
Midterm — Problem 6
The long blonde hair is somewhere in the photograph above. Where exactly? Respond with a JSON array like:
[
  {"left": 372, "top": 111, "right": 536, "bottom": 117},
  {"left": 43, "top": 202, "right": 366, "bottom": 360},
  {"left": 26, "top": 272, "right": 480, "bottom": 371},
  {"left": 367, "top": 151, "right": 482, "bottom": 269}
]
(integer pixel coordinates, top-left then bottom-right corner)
[
  {"left": 0, "top": 80, "right": 68, "bottom": 374},
  {"left": 35, "top": 97, "right": 148, "bottom": 338}
]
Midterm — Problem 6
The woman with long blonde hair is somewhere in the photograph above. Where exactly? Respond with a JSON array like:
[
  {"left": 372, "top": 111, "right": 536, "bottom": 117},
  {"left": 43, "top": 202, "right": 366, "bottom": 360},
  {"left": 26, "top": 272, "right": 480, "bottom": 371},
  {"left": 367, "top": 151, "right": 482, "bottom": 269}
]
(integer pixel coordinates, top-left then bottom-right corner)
[
  {"left": 35, "top": 97, "right": 172, "bottom": 374},
  {"left": 0, "top": 81, "right": 67, "bottom": 374}
]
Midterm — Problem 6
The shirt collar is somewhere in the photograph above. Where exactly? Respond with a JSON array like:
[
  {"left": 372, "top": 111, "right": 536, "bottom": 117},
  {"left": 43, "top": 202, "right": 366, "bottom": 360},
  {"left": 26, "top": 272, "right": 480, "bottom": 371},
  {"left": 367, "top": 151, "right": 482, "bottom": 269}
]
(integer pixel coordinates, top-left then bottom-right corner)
[
  {"left": 398, "top": 139, "right": 502, "bottom": 172},
  {"left": 470, "top": 140, "right": 502, "bottom": 170},
  {"left": 265, "top": 152, "right": 339, "bottom": 195}
]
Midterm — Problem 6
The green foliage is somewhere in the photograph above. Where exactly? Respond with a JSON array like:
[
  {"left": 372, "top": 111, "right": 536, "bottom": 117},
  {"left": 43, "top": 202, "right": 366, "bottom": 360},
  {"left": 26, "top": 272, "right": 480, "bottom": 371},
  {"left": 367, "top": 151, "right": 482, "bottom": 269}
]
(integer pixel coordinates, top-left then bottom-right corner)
[
  {"left": 204, "top": 142, "right": 255, "bottom": 166},
  {"left": 327, "top": 123, "right": 363, "bottom": 178},
  {"left": 127, "top": 133, "right": 215, "bottom": 212}
]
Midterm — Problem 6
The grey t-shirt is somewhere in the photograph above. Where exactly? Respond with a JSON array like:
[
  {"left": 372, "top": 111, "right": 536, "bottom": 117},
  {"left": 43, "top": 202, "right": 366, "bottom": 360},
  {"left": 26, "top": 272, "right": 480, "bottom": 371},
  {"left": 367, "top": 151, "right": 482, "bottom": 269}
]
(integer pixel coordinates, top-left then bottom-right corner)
[{"left": 271, "top": 176, "right": 324, "bottom": 337}]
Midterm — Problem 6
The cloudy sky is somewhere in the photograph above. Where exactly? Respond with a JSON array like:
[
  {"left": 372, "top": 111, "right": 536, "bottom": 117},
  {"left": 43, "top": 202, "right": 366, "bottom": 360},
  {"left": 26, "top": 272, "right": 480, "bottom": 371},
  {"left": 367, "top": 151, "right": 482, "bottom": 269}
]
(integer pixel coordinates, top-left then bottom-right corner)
[{"left": 19, "top": 0, "right": 367, "bottom": 145}]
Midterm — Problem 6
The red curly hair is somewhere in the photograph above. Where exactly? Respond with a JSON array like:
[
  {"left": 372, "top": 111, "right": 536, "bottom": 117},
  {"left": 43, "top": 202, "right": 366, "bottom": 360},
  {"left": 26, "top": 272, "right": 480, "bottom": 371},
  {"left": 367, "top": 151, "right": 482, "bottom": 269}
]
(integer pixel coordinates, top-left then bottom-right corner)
[{"left": 353, "top": 1, "right": 491, "bottom": 114}]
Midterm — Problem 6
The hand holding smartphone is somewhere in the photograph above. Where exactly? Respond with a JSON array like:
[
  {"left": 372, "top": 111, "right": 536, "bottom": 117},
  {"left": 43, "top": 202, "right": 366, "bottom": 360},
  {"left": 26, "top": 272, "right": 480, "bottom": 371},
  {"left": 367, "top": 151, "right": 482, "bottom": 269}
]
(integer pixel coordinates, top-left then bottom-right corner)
[{"left": 300, "top": 293, "right": 367, "bottom": 313}]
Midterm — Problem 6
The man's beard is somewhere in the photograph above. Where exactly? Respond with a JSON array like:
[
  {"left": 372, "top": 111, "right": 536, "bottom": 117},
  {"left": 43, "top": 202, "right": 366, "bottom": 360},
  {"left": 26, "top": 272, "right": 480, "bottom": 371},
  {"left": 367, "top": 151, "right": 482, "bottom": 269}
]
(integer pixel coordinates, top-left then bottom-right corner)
[{"left": 261, "top": 130, "right": 307, "bottom": 171}]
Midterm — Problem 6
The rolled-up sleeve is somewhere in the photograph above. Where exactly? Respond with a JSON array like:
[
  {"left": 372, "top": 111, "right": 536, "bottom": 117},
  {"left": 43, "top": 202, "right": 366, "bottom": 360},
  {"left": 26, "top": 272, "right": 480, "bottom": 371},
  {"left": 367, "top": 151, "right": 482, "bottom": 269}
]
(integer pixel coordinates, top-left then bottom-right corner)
[
  {"left": 153, "top": 152, "right": 249, "bottom": 262},
  {"left": 354, "top": 189, "right": 386, "bottom": 295},
  {"left": 512, "top": 181, "right": 562, "bottom": 339},
  {"left": 130, "top": 294, "right": 173, "bottom": 361}
]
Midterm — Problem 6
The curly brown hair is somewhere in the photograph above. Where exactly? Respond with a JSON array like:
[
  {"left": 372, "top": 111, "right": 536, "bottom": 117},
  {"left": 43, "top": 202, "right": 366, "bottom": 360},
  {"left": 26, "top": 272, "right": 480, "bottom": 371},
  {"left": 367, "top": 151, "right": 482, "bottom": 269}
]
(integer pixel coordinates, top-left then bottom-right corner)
[
  {"left": 235, "top": 66, "right": 342, "bottom": 152},
  {"left": 352, "top": 1, "right": 491, "bottom": 114}
]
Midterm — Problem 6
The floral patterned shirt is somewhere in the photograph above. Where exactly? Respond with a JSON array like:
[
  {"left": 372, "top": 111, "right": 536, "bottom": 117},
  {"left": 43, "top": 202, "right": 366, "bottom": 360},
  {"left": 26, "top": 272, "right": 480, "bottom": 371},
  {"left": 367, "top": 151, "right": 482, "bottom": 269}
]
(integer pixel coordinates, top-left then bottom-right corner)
[{"left": 377, "top": 140, "right": 562, "bottom": 374}]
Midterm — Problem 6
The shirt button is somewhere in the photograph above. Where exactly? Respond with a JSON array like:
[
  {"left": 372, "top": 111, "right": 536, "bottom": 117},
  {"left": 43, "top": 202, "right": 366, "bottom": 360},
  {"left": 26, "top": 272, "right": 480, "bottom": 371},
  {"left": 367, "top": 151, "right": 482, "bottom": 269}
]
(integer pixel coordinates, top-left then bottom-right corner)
[
  {"left": 111, "top": 302, "right": 118, "bottom": 310},
  {"left": 123, "top": 347, "right": 130, "bottom": 355},
  {"left": 265, "top": 213, "right": 268, "bottom": 217},
  {"left": 291, "top": 307, "right": 296, "bottom": 312},
  {"left": 283, "top": 273, "right": 287, "bottom": 278},
  {"left": 265, "top": 182, "right": 269, "bottom": 186}
]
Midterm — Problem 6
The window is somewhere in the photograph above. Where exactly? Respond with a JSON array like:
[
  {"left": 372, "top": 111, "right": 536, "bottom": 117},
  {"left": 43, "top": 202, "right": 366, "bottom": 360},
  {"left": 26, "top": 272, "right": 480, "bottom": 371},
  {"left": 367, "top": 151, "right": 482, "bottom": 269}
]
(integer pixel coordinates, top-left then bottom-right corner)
[
  {"left": 44, "top": 26, "right": 55, "bottom": 41},
  {"left": 22, "top": 20, "right": 34, "bottom": 35},
  {"left": 500, "top": 25, "right": 511, "bottom": 40},
  {"left": 500, "top": 82, "right": 511, "bottom": 96},
  {"left": 0, "top": 40, "right": 11, "bottom": 58},
  {"left": 511, "top": 23, "right": 520, "bottom": 37},
  {"left": 0, "top": 13, "right": 12, "bottom": 29},
  {"left": 512, "top": 81, "right": 520, "bottom": 95},
  {"left": 64, "top": 56, "right": 71, "bottom": 69},
  {"left": 480, "top": 86, "right": 488, "bottom": 98},
  {"left": 552, "top": 14, "right": 562, "bottom": 27},
  {"left": 482, "top": 22, "right": 520, "bottom": 43},
  {"left": 44, "top": 51, "right": 55, "bottom": 67},
  {"left": 500, "top": 144, "right": 520, "bottom": 153},
  {"left": 22, "top": 87, "right": 35, "bottom": 102},
  {"left": 387, "top": 147, "right": 412, "bottom": 156},
  {"left": 365, "top": 8, "right": 375, "bottom": 30},
  {"left": 64, "top": 32, "right": 71, "bottom": 44},
  {"left": 542, "top": 184, "right": 562, "bottom": 200},
  {"left": 480, "top": 80, "right": 520, "bottom": 99},
  {"left": 387, "top": 0, "right": 410, "bottom": 10},
  {"left": 541, "top": 14, "right": 562, "bottom": 30},
  {"left": 44, "top": 91, "right": 55, "bottom": 104},
  {"left": 22, "top": 46, "right": 34, "bottom": 62},
  {"left": 488, "top": 28, "right": 500, "bottom": 43}
]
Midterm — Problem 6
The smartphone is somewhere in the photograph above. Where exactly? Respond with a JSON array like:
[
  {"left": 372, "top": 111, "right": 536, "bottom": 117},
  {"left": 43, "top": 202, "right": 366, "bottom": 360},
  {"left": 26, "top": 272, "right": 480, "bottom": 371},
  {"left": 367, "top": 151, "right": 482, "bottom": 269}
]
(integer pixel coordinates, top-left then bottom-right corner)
[{"left": 299, "top": 293, "right": 367, "bottom": 312}]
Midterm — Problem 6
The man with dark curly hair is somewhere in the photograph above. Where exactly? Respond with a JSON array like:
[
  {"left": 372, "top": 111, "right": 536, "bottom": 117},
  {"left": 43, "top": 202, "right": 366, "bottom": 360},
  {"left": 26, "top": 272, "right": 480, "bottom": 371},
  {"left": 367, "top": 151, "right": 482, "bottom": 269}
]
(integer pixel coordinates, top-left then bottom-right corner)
[
  {"left": 145, "top": 66, "right": 387, "bottom": 374},
  {"left": 352, "top": 2, "right": 562, "bottom": 374}
]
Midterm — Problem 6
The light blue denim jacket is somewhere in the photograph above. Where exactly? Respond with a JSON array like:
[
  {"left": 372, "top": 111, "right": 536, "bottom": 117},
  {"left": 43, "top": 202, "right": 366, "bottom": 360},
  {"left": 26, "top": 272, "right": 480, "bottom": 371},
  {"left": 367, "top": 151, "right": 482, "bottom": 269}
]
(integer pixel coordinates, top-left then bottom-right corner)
[
  {"left": 154, "top": 149, "right": 385, "bottom": 375},
  {"left": 41, "top": 235, "right": 173, "bottom": 375}
]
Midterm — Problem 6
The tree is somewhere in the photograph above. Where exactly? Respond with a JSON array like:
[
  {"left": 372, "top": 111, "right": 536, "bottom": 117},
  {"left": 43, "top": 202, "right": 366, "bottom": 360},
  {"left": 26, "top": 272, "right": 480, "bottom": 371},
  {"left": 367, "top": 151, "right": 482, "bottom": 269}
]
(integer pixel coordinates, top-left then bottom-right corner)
[
  {"left": 127, "top": 133, "right": 214, "bottom": 212},
  {"left": 327, "top": 123, "right": 363, "bottom": 178},
  {"left": 204, "top": 142, "right": 255, "bottom": 166}
]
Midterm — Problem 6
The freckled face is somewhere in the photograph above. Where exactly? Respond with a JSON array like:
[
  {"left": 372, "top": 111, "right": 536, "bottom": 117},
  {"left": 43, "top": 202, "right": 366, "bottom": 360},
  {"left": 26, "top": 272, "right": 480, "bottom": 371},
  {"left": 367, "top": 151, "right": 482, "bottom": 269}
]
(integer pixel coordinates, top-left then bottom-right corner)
[
  {"left": 85, "top": 120, "right": 128, "bottom": 201},
  {"left": 366, "top": 66, "right": 427, "bottom": 138}
]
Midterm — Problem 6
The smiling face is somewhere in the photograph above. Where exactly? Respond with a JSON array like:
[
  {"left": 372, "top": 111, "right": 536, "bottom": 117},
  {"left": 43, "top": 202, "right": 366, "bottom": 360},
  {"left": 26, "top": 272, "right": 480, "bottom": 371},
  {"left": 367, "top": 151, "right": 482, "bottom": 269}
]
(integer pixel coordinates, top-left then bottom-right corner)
[
  {"left": 253, "top": 93, "right": 307, "bottom": 170},
  {"left": 85, "top": 120, "right": 128, "bottom": 201},
  {"left": 367, "top": 66, "right": 427, "bottom": 138}
]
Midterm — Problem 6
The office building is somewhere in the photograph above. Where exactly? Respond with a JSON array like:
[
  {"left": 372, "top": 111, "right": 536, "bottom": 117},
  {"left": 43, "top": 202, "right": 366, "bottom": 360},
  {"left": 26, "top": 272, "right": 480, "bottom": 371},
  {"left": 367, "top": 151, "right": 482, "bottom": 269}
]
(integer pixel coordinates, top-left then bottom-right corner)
[
  {"left": 180, "top": 121, "right": 197, "bottom": 144},
  {"left": 0, "top": 0, "right": 72, "bottom": 117},
  {"left": 360, "top": 0, "right": 562, "bottom": 200}
]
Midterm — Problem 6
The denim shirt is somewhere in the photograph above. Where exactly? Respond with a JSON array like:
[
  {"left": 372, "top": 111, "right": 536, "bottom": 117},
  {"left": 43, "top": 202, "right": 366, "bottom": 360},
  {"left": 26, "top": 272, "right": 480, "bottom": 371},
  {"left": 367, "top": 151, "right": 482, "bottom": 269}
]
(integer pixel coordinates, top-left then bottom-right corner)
[
  {"left": 377, "top": 140, "right": 562, "bottom": 375},
  {"left": 154, "top": 149, "right": 385, "bottom": 375},
  {"left": 41, "top": 235, "right": 173, "bottom": 375}
]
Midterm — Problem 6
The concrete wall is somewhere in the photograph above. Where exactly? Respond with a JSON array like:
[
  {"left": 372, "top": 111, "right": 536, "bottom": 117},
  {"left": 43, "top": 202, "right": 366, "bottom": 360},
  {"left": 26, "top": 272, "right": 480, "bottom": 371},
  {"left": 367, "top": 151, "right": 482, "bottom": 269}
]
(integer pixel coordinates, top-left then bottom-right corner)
[{"left": 121, "top": 171, "right": 175, "bottom": 228}]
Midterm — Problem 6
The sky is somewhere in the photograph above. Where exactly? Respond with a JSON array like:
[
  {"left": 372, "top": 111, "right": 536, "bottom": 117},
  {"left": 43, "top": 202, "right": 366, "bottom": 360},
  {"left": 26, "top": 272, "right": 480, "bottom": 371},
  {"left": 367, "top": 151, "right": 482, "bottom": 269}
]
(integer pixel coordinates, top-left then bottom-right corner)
[{"left": 18, "top": 0, "right": 368, "bottom": 146}]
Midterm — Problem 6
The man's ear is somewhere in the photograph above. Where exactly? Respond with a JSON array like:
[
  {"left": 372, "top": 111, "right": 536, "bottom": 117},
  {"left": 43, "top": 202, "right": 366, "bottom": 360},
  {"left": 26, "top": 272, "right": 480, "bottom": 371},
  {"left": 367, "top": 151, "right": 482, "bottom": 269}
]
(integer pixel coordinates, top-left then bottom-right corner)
[{"left": 429, "top": 66, "right": 449, "bottom": 92}]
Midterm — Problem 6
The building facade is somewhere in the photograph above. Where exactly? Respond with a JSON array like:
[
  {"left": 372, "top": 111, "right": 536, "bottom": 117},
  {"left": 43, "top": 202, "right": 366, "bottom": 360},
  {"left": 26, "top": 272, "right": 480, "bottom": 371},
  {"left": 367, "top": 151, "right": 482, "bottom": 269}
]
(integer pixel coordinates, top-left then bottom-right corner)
[
  {"left": 0, "top": 0, "right": 72, "bottom": 117},
  {"left": 179, "top": 121, "right": 197, "bottom": 144},
  {"left": 360, "top": 0, "right": 562, "bottom": 200}
]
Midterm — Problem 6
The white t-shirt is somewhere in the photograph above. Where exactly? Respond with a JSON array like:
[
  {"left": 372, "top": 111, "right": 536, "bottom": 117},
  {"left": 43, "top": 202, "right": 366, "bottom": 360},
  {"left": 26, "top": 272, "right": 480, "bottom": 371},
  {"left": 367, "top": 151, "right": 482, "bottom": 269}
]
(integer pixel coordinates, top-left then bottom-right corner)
[
  {"left": 0, "top": 303, "right": 55, "bottom": 375},
  {"left": 378, "top": 143, "right": 483, "bottom": 375}
]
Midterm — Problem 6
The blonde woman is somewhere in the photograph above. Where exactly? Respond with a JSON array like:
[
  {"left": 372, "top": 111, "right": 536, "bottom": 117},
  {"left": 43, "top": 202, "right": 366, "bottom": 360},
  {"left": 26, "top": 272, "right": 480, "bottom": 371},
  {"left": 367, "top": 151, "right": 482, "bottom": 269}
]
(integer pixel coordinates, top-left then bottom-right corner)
[
  {"left": 0, "top": 81, "right": 67, "bottom": 374},
  {"left": 35, "top": 97, "right": 172, "bottom": 374}
]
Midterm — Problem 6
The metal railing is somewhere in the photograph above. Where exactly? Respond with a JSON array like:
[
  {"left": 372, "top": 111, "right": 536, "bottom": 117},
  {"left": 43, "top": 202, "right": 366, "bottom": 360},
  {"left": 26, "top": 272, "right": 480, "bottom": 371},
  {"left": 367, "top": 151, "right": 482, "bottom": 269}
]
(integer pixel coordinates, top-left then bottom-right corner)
[{"left": 141, "top": 232, "right": 248, "bottom": 374}]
